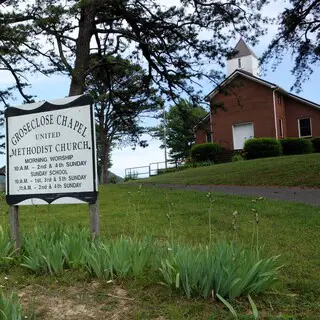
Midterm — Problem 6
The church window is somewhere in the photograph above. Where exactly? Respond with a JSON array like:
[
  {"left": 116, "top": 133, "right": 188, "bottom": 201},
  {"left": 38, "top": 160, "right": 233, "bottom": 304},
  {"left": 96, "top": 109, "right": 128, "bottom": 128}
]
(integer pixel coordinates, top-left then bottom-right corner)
[
  {"left": 278, "top": 118, "right": 283, "bottom": 138},
  {"left": 277, "top": 93, "right": 282, "bottom": 104},
  {"left": 298, "top": 118, "right": 312, "bottom": 137}
]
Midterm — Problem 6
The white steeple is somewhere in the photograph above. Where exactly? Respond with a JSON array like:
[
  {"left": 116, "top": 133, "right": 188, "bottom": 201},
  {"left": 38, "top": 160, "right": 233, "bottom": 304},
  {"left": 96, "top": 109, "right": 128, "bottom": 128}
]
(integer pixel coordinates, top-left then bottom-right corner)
[{"left": 227, "top": 39, "right": 259, "bottom": 77}]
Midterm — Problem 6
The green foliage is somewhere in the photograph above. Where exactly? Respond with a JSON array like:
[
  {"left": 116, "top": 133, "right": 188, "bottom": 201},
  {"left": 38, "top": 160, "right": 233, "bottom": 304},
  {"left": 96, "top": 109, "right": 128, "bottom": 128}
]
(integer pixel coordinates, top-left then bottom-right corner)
[
  {"left": 22, "top": 226, "right": 90, "bottom": 274},
  {"left": 84, "top": 242, "right": 114, "bottom": 280},
  {"left": 15, "top": 0, "right": 267, "bottom": 98},
  {"left": 244, "top": 138, "right": 282, "bottom": 160},
  {"left": 88, "top": 55, "right": 162, "bottom": 184},
  {"left": 61, "top": 228, "right": 90, "bottom": 269},
  {"left": 21, "top": 227, "right": 157, "bottom": 279},
  {"left": 310, "top": 137, "right": 320, "bottom": 153},
  {"left": 157, "top": 167, "right": 186, "bottom": 175},
  {"left": 0, "top": 1, "right": 38, "bottom": 112},
  {"left": 216, "top": 294, "right": 259, "bottom": 319},
  {"left": 191, "top": 143, "right": 223, "bottom": 162},
  {"left": 184, "top": 160, "right": 215, "bottom": 168},
  {"left": 232, "top": 154, "right": 244, "bottom": 162},
  {"left": 16, "top": 225, "right": 281, "bottom": 302},
  {"left": 248, "top": 295, "right": 259, "bottom": 320},
  {"left": 159, "top": 242, "right": 281, "bottom": 299},
  {"left": 109, "top": 236, "right": 156, "bottom": 277},
  {"left": 157, "top": 161, "right": 214, "bottom": 175},
  {"left": 145, "top": 153, "right": 320, "bottom": 188},
  {"left": 0, "top": 291, "right": 22, "bottom": 320},
  {"left": 85, "top": 236, "right": 157, "bottom": 279},
  {"left": 124, "top": 171, "right": 139, "bottom": 181},
  {"left": 261, "top": 0, "right": 320, "bottom": 91},
  {"left": 109, "top": 175, "right": 118, "bottom": 184},
  {"left": 0, "top": 227, "right": 14, "bottom": 260},
  {"left": 216, "top": 294, "right": 238, "bottom": 319},
  {"left": 280, "top": 138, "right": 313, "bottom": 155},
  {"left": 152, "top": 100, "right": 208, "bottom": 162}
]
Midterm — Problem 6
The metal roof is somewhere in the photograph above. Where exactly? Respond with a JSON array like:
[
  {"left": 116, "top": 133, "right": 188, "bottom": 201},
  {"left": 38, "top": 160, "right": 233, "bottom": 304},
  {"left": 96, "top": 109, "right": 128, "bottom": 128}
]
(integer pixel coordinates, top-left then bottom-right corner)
[{"left": 228, "top": 38, "right": 258, "bottom": 60}]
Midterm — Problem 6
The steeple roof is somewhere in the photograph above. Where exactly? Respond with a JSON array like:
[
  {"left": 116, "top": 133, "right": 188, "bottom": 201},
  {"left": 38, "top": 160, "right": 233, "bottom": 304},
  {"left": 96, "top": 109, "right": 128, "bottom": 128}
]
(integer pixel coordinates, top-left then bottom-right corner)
[{"left": 228, "top": 38, "right": 258, "bottom": 60}]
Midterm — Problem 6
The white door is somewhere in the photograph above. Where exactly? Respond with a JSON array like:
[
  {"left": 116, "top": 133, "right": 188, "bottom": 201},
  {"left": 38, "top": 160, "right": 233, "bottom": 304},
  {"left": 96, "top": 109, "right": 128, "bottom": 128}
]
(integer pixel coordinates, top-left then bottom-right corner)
[{"left": 232, "top": 123, "right": 254, "bottom": 149}]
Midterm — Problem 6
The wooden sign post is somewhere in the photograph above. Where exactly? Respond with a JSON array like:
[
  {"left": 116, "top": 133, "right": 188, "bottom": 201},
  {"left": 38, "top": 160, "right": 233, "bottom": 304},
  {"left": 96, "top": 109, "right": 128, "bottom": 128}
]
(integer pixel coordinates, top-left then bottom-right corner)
[{"left": 5, "top": 95, "right": 99, "bottom": 249}]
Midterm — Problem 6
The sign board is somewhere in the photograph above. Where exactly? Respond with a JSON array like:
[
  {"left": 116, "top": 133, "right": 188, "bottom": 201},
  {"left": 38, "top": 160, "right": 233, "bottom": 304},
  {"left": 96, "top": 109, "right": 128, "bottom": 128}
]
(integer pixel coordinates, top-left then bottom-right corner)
[{"left": 5, "top": 94, "right": 98, "bottom": 205}]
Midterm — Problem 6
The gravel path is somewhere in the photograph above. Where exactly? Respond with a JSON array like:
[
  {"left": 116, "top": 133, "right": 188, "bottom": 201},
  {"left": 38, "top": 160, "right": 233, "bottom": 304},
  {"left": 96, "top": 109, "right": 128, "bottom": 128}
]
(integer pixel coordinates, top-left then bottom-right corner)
[{"left": 139, "top": 183, "right": 320, "bottom": 206}]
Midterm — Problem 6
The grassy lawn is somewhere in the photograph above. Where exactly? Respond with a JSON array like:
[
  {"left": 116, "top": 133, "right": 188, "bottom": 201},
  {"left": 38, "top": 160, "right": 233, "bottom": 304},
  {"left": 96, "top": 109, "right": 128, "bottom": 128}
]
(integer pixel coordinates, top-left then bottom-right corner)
[
  {"left": 0, "top": 184, "right": 319, "bottom": 319},
  {"left": 143, "top": 153, "right": 320, "bottom": 187}
]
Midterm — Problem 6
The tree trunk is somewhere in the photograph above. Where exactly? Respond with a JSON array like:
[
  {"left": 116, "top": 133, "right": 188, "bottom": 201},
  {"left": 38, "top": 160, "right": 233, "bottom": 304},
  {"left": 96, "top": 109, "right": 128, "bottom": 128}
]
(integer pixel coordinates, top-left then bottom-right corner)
[
  {"left": 69, "top": 5, "right": 95, "bottom": 96},
  {"left": 102, "top": 142, "right": 110, "bottom": 184}
]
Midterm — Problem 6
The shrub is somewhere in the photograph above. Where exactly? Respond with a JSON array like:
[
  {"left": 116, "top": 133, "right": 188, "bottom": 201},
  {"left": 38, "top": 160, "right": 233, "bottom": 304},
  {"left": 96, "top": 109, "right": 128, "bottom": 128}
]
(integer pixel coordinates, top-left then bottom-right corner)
[
  {"left": 190, "top": 143, "right": 223, "bottom": 162},
  {"left": 109, "top": 175, "right": 117, "bottom": 184},
  {"left": 280, "top": 138, "right": 313, "bottom": 155},
  {"left": 157, "top": 161, "right": 214, "bottom": 175},
  {"left": 185, "top": 161, "right": 214, "bottom": 168},
  {"left": 124, "top": 171, "right": 139, "bottom": 181},
  {"left": 157, "top": 167, "right": 186, "bottom": 175},
  {"left": 244, "top": 138, "right": 282, "bottom": 160},
  {"left": 232, "top": 154, "right": 244, "bottom": 162},
  {"left": 311, "top": 137, "right": 320, "bottom": 153}
]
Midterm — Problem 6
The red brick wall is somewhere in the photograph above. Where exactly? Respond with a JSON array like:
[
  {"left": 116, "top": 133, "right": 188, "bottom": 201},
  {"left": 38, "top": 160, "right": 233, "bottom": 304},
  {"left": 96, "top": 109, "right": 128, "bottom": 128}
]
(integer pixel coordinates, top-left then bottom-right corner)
[
  {"left": 195, "top": 129, "right": 207, "bottom": 144},
  {"left": 274, "top": 92, "right": 287, "bottom": 138},
  {"left": 210, "top": 75, "right": 276, "bottom": 149},
  {"left": 285, "top": 97, "right": 320, "bottom": 137},
  {"left": 195, "top": 117, "right": 211, "bottom": 144}
]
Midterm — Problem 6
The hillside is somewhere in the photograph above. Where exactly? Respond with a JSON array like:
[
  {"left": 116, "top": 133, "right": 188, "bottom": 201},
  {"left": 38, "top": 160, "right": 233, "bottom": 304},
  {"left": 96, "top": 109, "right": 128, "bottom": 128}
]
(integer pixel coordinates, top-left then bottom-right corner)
[
  {"left": 144, "top": 153, "right": 320, "bottom": 187},
  {"left": 5, "top": 184, "right": 320, "bottom": 319}
]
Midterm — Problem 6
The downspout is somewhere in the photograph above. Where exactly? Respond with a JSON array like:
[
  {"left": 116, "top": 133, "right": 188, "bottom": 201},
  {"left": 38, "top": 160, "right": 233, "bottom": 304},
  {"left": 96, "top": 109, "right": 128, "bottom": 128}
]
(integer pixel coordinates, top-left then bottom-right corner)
[
  {"left": 209, "top": 109, "right": 213, "bottom": 142},
  {"left": 272, "top": 88, "right": 279, "bottom": 139}
]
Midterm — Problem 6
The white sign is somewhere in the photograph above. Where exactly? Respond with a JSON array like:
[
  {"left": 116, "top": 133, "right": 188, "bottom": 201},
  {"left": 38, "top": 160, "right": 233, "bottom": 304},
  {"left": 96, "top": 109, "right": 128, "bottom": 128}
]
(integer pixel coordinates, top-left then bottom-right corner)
[{"left": 5, "top": 95, "right": 98, "bottom": 205}]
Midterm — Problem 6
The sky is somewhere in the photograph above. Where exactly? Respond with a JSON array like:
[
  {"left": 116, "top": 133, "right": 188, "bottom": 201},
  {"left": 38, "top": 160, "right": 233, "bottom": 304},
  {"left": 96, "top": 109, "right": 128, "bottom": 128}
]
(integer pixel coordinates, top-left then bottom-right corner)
[{"left": 1, "top": 0, "right": 320, "bottom": 178}]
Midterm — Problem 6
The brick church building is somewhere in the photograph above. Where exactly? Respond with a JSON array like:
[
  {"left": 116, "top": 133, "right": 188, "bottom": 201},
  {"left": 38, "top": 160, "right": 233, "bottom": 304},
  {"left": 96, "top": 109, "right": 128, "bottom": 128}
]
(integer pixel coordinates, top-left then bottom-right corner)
[{"left": 195, "top": 39, "right": 320, "bottom": 150}]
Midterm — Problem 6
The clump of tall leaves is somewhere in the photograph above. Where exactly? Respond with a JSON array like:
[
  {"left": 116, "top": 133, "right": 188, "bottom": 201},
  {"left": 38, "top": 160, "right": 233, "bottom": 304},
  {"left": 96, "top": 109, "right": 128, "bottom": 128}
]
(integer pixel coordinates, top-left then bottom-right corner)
[
  {"left": 21, "top": 226, "right": 90, "bottom": 274},
  {"left": 21, "top": 227, "right": 158, "bottom": 278},
  {"left": 0, "top": 291, "right": 22, "bottom": 320},
  {"left": 19, "top": 226, "right": 281, "bottom": 301},
  {"left": 0, "top": 227, "right": 14, "bottom": 260},
  {"left": 85, "top": 236, "right": 157, "bottom": 280},
  {"left": 159, "top": 242, "right": 281, "bottom": 299}
]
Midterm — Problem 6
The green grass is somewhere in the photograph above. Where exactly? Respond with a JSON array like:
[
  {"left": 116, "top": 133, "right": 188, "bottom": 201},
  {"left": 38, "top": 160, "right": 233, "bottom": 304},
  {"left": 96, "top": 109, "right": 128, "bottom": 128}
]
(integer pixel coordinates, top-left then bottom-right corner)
[
  {"left": 143, "top": 153, "right": 320, "bottom": 187},
  {"left": 0, "top": 185, "right": 319, "bottom": 319}
]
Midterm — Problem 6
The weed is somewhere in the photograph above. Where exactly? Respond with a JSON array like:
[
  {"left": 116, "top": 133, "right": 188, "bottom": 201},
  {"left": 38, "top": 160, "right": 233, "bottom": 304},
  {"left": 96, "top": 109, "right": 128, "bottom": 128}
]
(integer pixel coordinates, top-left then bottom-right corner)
[{"left": 0, "top": 291, "right": 22, "bottom": 320}]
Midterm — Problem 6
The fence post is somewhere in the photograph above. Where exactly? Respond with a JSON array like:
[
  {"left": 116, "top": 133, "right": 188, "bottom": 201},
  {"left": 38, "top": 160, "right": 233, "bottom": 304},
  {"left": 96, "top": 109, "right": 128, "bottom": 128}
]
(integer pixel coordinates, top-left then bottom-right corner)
[{"left": 89, "top": 200, "right": 99, "bottom": 240}]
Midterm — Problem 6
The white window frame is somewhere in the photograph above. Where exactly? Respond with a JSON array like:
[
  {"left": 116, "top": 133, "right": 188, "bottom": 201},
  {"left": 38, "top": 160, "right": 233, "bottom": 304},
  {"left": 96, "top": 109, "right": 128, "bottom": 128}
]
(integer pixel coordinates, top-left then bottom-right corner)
[
  {"left": 278, "top": 118, "right": 283, "bottom": 138},
  {"left": 205, "top": 131, "right": 213, "bottom": 143},
  {"left": 298, "top": 117, "right": 312, "bottom": 138}
]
